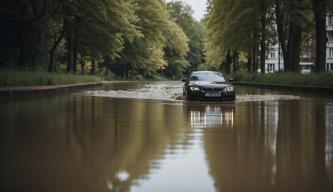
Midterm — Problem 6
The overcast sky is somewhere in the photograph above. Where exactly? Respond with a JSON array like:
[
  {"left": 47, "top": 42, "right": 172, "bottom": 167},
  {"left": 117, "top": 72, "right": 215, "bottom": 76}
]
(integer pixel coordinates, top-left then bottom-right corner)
[{"left": 166, "top": 0, "right": 208, "bottom": 21}]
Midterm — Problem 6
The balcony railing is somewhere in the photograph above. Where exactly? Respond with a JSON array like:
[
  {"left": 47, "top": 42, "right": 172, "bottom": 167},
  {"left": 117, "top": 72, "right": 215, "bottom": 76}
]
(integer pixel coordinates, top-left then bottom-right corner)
[
  {"left": 327, "top": 42, "right": 333, "bottom": 48},
  {"left": 327, "top": 25, "right": 333, "bottom": 31}
]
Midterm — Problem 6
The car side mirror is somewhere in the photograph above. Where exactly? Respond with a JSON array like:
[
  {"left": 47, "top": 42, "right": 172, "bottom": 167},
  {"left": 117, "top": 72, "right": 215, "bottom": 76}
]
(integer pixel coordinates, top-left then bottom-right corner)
[
  {"left": 228, "top": 77, "right": 235, "bottom": 82},
  {"left": 181, "top": 78, "right": 187, "bottom": 82}
]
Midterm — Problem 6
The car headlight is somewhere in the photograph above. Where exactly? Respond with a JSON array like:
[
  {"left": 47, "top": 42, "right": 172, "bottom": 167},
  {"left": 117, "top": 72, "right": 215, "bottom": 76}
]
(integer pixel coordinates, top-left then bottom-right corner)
[
  {"left": 224, "top": 86, "right": 234, "bottom": 92},
  {"left": 190, "top": 86, "right": 200, "bottom": 91}
]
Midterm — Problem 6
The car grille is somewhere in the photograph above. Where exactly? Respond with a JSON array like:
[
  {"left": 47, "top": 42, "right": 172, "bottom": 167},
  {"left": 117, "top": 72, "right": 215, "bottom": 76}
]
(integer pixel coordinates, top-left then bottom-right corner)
[{"left": 202, "top": 87, "right": 224, "bottom": 92}]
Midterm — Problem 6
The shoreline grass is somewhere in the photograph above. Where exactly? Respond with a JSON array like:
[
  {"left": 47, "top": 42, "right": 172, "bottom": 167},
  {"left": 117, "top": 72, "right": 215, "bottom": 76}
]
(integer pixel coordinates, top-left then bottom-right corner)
[
  {"left": 233, "top": 71, "right": 333, "bottom": 88},
  {"left": 0, "top": 71, "right": 103, "bottom": 87}
]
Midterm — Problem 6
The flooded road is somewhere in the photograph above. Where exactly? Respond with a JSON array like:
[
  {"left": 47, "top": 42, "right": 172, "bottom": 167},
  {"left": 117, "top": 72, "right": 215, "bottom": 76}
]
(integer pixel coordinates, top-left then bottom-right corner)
[{"left": 0, "top": 81, "right": 332, "bottom": 192}]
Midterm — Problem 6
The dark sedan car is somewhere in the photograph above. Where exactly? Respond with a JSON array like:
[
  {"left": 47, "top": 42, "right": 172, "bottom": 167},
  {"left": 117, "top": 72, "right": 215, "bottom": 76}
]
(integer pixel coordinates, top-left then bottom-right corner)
[{"left": 182, "top": 71, "right": 235, "bottom": 101}]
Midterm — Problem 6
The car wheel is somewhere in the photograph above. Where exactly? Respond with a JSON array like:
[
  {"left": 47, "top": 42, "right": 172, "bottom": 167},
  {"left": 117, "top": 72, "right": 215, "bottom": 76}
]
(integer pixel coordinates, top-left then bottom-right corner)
[{"left": 184, "top": 90, "right": 193, "bottom": 101}]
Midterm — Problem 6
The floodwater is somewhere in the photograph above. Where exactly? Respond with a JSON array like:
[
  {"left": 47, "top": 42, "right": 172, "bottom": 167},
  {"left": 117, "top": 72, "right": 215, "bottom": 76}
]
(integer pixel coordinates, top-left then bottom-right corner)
[{"left": 0, "top": 81, "right": 332, "bottom": 192}]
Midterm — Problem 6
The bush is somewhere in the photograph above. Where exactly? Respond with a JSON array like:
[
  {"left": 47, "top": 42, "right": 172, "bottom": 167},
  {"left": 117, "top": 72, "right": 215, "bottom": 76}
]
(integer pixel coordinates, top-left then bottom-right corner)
[
  {"left": 233, "top": 71, "right": 333, "bottom": 87},
  {"left": 0, "top": 71, "right": 103, "bottom": 87},
  {"left": 232, "top": 69, "right": 257, "bottom": 82}
]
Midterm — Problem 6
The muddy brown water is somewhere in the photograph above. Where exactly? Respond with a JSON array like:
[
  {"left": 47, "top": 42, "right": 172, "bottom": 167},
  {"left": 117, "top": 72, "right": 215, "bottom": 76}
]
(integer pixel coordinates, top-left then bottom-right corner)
[{"left": 0, "top": 81, "right": 332, "bottom": 192}]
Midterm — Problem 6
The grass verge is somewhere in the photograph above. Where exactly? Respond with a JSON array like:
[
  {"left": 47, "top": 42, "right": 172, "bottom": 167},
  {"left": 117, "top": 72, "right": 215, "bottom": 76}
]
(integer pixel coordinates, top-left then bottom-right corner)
[
  {"left": 0, "top": 71, "right": 103, "bottom": 87},
  {"left": 233, "top": 71, "right": 333, "bottom": 88}
]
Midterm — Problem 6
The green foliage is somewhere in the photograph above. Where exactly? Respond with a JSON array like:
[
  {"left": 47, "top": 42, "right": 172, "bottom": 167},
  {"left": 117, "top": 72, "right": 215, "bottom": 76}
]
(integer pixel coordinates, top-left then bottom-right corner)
[
  {"left": 0, "top": 0, "right": 196, "bottom": 80},
  {"left": 74, "top": 0, "right": 141, "bottom": 58},
  {"left": 0, "top": 71, "right": 102, "bottom": 87},
  {"left": 234, "top": 71, "right": 333, "bottom": 87},
  {"left": 233, "top": 70, "right": 258, "bottom": 82},
  {"left": 112, "top": 0, "right": 190, "bottom": 79},
  {"left": 166, "top": 1, "right": 205, "bottom": 75},
  {"left": 204, "top": 0, "right": 319, "bottom": 73},
  {"left": 203, "top": 0, "right": 264, "bottom": 70}
]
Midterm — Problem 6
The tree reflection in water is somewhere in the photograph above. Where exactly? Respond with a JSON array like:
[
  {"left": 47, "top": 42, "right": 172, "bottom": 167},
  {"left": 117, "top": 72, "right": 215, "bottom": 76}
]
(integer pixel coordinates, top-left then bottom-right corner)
[
  {"left": 0, "top": 95, "right": 191, "bottom": 192},
  {"left": 202, "top": 100, "right": 333, "bottom": 192},
  {"left": 0, "top": 90, "right": 333, "bottom": 192}
]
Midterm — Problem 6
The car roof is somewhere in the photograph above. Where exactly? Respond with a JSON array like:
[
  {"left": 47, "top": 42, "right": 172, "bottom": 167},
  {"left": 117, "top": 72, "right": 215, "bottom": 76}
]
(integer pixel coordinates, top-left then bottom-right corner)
[{"left": 191, "top": 71, "right": 222, "bottom": 75}]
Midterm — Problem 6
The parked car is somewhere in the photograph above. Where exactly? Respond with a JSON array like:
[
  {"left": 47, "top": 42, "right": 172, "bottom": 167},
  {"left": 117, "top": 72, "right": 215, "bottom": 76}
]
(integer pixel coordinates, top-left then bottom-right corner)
[{"left": 182, "top": 71, "right": 235, "bottom": 101}]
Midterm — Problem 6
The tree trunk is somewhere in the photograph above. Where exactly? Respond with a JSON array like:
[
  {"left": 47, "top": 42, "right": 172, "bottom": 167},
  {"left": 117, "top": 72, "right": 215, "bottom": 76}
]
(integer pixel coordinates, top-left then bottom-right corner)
[
  {"left": 73, "top": 26, "right": 78, "bottom": 74},
  {"left": 225, "top": 50, "right": 232, "bottom": 74},
  {"left": 48, "top": 28, "right": 64, "bottom": 73},
  {"left": 286, "top": 1, "right": 302, "bottom": 72},
  {"left": 260, "top": 1, "right": 267, "bottom": 74},
  {"left": 233, "top": 50, "right": 239, "bottom": 73},
  {"left": 252, "top": 34, "right": 258, "bottom": 73},
  {"left": 286, "top": 21, "right": 302, "bottom": 72},
  {"left": 17, "top": 21, "right": 26, "bottom": 67},
  {"left": 247, "top": 51, "right": 252, "bottom": 73},
  {"left": 313, "top": 0, "right": 327, "bottom": 73},
  {"left": 48, "top": 50, "right": 54, "bottom": 72},
  {"left": 80, "top": 55, "right": 84, "bottom": 75},
  {"left": 275, "top": 0, "right": 287, "bottom": 70},
  {"left": 65, "top": 19, "right": 74, "bottom": 73},
  {"left": 90, "top": 56, "right": 96, "bottom": 75}
]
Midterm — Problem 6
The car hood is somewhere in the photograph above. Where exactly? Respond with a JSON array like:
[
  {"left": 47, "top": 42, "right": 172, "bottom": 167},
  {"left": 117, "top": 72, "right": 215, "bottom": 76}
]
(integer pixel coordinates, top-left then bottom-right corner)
[{"left": 189, "top": 81, "right": 231, "bottom": 87}]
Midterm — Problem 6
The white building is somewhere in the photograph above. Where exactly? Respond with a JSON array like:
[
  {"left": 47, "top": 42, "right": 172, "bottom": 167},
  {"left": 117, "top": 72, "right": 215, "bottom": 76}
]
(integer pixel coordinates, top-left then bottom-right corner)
[
  {"left": 265, "top": 44, "right": 284, "bottom": 73},
  {"left": 327, "top": 13, "right": 333, "bottom": 71},
  {"left": 265, "top": 14, "right": 333, "bottom": 73}
]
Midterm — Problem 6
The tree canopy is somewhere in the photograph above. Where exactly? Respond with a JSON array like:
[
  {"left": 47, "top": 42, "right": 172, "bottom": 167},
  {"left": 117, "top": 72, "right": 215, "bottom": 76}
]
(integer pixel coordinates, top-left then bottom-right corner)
[
  {"left": 0, "top": 0, "right": 331, "bottom": 78},
  {"left": 0, "top": 0, "right": 200, "bottom": 79},
  {"left": 203, "top": 0, "right": 331, "bottom": 74}
]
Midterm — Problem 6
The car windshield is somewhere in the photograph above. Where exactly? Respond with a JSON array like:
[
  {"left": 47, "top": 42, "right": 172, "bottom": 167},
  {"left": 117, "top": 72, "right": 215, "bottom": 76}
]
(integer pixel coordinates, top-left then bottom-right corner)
[{"left": 190, "top": 72, "right": 226, "bottom": 82}]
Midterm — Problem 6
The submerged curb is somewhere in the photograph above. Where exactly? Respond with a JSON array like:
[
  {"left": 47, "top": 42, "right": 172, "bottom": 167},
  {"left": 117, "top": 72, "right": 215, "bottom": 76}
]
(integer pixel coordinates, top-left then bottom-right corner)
[
  {"left": 0, "top": 82, "right": 103, "bottom": 97},
  {"left": 233, "top": 82, "right": 333, "bottom": 94}
]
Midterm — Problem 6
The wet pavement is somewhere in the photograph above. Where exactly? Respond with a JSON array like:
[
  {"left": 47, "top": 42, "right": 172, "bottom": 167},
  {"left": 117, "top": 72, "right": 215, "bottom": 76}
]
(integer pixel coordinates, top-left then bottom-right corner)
[{"left": 0, "top": 81, "right": 332, "bottom": 192}]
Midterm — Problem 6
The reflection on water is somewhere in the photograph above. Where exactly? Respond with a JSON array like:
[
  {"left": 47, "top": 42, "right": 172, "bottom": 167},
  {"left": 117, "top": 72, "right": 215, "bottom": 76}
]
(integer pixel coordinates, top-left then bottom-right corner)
[
  {"left": 0, "top": 83, "right": 333, "bottom": 192},
  {"left": 0, "top": 95, "right": 190, "bottom": 192},
  {"left": 326, "top": 104, "right": 333, "bottom": 168},
  {"left": 204, "top": 100, "right": 333, "bottom": 192},
  {"left": 186, "top": 103, "right": 235, "bottom": 129}
]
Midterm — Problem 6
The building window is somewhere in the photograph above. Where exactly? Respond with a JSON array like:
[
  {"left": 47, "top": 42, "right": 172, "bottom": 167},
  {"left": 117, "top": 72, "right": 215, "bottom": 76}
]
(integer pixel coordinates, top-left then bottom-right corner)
[
  {"left": 302, "top": 65, "right": 310, "bottom": 70},
  {"left": 329, "top": 48, "right": 333, "bottom": 58},
  {"left": 267, "top": 63, "right": 275, "bottom": 72},
  {"left": 270, "top": 52, "right": 276, "bottom": 59},
  {"left": 328, "top": 31, "right": 333, "bottom": 42},
  {"left": 327, "top": 63, "right": 333, "bottom": 71},
  {"left": 328, "top": 15, "right": 333, "bottom": 26}
]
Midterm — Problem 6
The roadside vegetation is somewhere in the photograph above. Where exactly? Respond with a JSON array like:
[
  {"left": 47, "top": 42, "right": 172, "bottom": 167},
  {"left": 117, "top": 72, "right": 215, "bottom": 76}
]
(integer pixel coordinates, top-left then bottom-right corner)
[
  {"left": 233, "top": 71, "right": 333, "bottom": 87},
  {"left": 0, "top": 71, "right": 102, "bottom": 87},
  {"left": 0, "top": 0, "right": 203, "bottom": 85},
  {"left": 203, "top": 0, "right": 333, "bottom": 74},
  {"left": 1, "top": 0, "right": 333, "bottom": 88}
]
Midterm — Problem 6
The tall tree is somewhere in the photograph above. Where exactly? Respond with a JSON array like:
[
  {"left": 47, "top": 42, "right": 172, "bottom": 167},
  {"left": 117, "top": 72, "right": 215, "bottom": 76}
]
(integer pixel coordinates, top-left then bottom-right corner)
[
  {"left": 0, "top": 0, "right": 48, "bottom": 68},
  {"left": 274, "top": 0, "right": 288, "bottom": 68},
  {"left": 312, "top": 0, "right": 328, "bottom": 73},
  {"left": 62, "top": 0, "right": 140, "bottom": 74},
  {"left": 259, "top": 0, "right": 270, "bottom": 74},
  {"left": 274, "top": 0, "right": 312, "bottom": 72},
  {"left": 204, "top": 0, "right": 271, "bottom": 74},
  {"left": 167, "top": 1, "right": 205, "bottom": 75},
  {"left": 113, "top": 0, "right": 189, "bottom": 79},
  {"left": 286, "top": 0, "right": 303, "bottom": 72}
]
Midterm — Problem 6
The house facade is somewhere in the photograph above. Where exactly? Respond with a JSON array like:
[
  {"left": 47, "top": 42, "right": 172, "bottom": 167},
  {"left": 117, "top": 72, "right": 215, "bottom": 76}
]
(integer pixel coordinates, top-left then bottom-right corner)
[
  {"left": 265, "top": 44, "right": 284, "bottom": 73},
  {"left": 265, "top": 14, "right": 333, "bottom": 73},
  {"left": 327, "top": 13, "right": 333, "bottom": 71}
]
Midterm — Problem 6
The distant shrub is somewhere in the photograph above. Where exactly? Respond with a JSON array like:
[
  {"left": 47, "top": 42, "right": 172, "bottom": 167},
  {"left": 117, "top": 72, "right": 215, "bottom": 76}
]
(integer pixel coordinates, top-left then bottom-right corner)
[
  {"left": 233, "top": 69, "right": 257, "bottom": 82},
  {"left": 234, "top": 71, "right": 333, "bottom": 87},
  {"left": 0, "top": 71, "right": 102, "bottom": 87}
]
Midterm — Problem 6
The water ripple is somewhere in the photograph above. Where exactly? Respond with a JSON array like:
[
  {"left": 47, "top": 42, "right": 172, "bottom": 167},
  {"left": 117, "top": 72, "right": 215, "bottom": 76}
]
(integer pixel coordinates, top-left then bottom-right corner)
[{"left": 84, "top": 82, "right": 301, "bottom": 102}]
